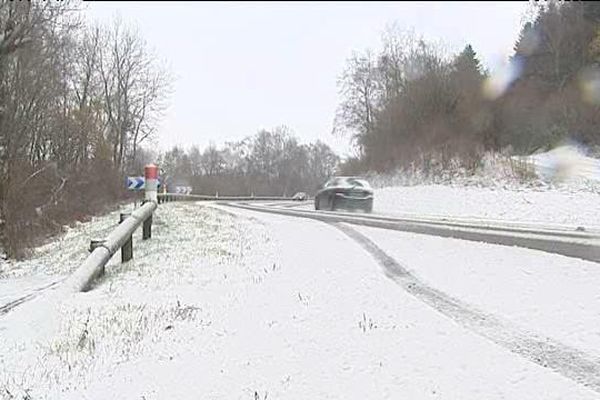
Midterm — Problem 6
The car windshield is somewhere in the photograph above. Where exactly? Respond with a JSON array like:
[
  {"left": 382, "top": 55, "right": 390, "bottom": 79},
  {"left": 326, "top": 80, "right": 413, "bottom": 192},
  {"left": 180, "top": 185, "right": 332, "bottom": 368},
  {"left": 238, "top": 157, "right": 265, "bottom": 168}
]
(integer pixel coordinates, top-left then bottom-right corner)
[
  {"left": 346, "top": 178, "right": 371, "bottom": 189},
  {"left": 325, "top": 177, "right": 370, "bottom": 189}
]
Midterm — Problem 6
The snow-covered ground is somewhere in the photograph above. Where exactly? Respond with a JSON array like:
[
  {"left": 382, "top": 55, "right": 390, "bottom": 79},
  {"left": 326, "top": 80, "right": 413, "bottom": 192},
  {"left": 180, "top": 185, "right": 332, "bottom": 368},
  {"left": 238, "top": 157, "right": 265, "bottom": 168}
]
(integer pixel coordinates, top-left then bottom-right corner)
[
  {"left": 354, "top": 224, "right": 600, "bottom": 359},
  {"left": 2, "top": 202, "right": 599, "bottom": 399}
]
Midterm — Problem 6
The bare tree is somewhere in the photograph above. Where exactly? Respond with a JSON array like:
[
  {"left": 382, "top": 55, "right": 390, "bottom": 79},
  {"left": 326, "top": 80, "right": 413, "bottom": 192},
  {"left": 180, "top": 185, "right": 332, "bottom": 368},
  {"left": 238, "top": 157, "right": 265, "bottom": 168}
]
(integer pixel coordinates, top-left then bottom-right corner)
[
  {"left": 333, "top": 49, "right": 379, "bottom": 153},
  {"left": 98, "top": 17, "right": 170, "bottom": 171},
  {"left": 200, "top": 143, "right": 225, "bottom": 177}
]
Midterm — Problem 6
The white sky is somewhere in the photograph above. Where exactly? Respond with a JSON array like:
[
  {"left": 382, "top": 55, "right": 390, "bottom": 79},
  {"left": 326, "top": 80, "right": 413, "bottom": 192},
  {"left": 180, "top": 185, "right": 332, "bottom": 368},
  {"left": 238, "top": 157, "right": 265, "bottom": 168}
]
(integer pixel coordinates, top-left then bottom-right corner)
[{"left": 84, "top": 1, "right": 529, "bottom": 158}]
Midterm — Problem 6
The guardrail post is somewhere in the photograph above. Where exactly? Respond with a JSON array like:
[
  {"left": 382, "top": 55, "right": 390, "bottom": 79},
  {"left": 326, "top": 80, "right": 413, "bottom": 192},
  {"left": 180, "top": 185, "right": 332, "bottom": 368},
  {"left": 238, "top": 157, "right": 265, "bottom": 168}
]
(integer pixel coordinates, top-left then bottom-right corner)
[
  {"left": 143, "top": 214, "right": 152, "bottom": 240},
  {"left": 89, "top": 239, "right": 106, "bottom": 253},
  {"left": 120, "top": 212, "right": 133, "bottom": 262}
]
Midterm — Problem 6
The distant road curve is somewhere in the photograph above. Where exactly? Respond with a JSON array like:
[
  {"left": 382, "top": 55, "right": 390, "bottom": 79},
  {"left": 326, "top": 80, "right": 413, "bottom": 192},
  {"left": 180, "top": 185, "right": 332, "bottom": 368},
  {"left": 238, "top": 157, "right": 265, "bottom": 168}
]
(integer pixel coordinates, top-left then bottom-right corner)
[{"left": 221, "top": 200, "right": 600, "bottom": 264}]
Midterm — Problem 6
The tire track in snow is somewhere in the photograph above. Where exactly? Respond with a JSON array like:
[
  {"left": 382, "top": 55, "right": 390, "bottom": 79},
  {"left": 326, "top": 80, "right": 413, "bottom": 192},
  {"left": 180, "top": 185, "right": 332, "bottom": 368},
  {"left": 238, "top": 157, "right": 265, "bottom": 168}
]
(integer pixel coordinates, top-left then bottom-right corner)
[
  {"left": 0, "top": 278, "right": 65, "bottom": 316},
  {"left": 333, "top": 222, "right": 600, "bottom": 394}
]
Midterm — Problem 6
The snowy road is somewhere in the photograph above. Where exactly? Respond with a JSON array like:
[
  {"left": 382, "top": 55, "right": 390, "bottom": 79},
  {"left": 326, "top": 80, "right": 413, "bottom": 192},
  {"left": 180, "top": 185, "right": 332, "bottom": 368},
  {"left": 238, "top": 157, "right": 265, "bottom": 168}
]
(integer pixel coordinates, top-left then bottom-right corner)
[
  {"left": 1, "top": 202, "right": 600, "bottom": 399},
  {"left": 227, "top": 200, "right": 600, "bottom": 264}
]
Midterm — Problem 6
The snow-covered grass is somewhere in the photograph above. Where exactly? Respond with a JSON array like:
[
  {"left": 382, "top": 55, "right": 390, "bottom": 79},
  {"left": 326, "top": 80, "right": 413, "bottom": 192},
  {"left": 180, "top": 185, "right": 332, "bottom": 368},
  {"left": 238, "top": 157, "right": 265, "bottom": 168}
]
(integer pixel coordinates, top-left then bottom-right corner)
[
  {"left": 366, "top": 151, "right": 541, "bottom": 190},
  {"left": 366, "top": 146, "right": 600, "bottom": 192},
  {"left": 0, "top": 202, "right": 276, "bottom": 399},
  {"left": 0, "top": 207, "right": 129, "bottom": 306},
  {"left": 0, "top": 207, "right": 128, "bottom": 280}
]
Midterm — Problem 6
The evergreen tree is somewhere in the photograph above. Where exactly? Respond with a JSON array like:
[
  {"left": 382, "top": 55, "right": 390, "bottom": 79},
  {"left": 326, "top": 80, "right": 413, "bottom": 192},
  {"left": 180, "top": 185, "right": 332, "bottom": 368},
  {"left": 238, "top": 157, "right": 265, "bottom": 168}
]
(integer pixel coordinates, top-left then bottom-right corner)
[{"left": 453, "top": 45, "right": 484, "bottom": 78}]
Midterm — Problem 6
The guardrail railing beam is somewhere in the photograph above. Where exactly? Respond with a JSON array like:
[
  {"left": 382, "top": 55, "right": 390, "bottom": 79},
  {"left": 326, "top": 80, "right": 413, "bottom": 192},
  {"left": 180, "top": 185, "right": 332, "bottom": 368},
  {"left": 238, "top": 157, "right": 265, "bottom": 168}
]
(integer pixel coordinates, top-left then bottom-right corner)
[{"left": 156, "top": 193, "right": 296, "bottom": 202}]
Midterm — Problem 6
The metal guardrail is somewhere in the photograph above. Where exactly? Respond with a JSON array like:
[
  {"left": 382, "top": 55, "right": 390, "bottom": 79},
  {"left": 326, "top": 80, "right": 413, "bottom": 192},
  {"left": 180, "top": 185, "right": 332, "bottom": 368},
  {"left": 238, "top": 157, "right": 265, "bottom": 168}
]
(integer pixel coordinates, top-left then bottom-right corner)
[
  {"left": 158, "top": 193, "right": 296, "bottom": 202},
  {"left": 60, "top": 192, "right": 290, "bottom": 293},
  {"left": 60, "top": 191, "right": 291, "bottom": 294},
  {"left": 64, "top": 200, "right": 157, "bottom": 292}
]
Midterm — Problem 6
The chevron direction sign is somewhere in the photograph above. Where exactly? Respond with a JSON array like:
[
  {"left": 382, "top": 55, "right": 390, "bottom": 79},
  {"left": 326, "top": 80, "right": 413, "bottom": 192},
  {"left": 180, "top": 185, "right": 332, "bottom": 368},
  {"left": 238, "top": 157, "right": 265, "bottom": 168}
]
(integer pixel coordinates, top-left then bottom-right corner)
[
  {"left": 127, "top": 176, "right": 145, "bottom": 191},
  {"left": 126, "top": 177, "right": 163, "bottom": 191},
  {"left": 175, "top": 186, "right": 192, "bottom": 195}
]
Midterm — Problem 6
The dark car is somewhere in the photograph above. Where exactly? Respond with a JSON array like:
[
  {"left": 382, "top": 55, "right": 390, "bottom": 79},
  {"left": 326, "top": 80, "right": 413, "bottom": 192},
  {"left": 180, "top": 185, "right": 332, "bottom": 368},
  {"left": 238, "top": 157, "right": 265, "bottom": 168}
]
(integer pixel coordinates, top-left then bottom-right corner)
[
  {"left": 314, "top": 176, "right": 373, "bottom": 213},
  {"left": 292, "top": 192, "right": 308, "bottom": 201}
]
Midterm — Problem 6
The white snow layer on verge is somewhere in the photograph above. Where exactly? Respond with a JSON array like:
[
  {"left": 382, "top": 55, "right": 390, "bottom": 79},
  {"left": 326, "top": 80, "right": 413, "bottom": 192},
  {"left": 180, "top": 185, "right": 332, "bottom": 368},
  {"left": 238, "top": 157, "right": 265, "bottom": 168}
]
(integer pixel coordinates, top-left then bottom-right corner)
[
  {"left": 0, "top": 207, "right": 129, "bottom": 279},
  {"left": 0, "top": 206, "right": 136, "bottom": 305},
  {"left": 373, "top": 184, "right": 600, "bottom": 228},
  {"left": 1, "top": 203, "right": 598, "bottom": 399}
]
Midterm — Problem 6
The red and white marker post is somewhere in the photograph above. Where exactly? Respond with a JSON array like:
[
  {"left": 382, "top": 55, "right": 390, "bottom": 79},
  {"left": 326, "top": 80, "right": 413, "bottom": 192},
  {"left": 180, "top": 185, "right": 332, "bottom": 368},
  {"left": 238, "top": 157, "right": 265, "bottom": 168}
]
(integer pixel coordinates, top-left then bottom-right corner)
[{"left": 144, "top": 164, "right": 159, "bottom": 203}]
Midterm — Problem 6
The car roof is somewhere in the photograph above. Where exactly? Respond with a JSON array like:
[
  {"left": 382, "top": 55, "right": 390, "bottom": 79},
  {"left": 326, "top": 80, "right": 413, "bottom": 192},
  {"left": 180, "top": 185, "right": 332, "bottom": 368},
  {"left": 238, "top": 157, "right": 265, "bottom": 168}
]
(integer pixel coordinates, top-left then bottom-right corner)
[{"left": 328, "top": 176, "right": 367, "bottom": 180}]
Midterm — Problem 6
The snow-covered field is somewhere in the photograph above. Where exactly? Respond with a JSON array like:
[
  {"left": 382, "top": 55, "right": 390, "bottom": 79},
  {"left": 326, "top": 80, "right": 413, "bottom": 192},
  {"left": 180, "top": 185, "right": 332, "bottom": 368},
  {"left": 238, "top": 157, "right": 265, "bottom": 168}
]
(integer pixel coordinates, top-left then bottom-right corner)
[{"left": 2, "top": 201, "right": 599, "bottom": 399}]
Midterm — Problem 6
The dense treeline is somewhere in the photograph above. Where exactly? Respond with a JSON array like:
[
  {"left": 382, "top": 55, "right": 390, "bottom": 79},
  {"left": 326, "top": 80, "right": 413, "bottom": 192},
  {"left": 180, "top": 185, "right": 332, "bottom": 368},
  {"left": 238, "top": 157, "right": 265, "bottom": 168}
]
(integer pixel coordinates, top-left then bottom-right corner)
[
  {"left": 0, "top": 1, "right": 170, "bottom": 257},
  {"left": 157, "top": 127, "right": 339, "bottom": 196},
  {"left": 335, "top": 1, "right": 600, "bottom": 174}
]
